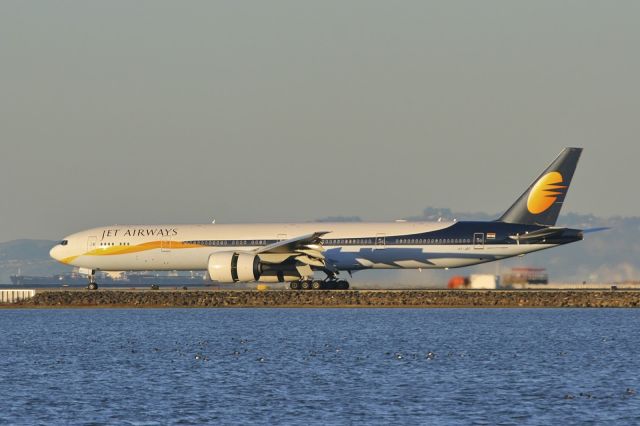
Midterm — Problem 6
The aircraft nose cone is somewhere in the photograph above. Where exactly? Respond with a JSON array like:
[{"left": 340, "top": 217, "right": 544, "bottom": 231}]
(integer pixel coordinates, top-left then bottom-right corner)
[{"left": 49, "top": 245, "right": 60, "bottom": 261}]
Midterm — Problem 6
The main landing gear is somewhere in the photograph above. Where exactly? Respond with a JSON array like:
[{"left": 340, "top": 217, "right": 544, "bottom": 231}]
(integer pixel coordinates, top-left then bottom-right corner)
[
  {"left": 87, "top": 270, "right": 99, "bottom": 290},
  {"left": 289, "top": 279, "right": 349, "bottom": 291}
]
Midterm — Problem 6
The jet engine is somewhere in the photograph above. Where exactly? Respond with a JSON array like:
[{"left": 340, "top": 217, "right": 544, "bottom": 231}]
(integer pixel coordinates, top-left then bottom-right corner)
[{"left": 207, "top": 251, "right": 262, "bottom": 283}]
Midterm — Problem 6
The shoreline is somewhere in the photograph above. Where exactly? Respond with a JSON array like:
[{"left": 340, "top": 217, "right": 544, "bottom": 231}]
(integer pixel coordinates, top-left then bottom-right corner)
[{"left": 3, "top": 289, "right": 640, "bottom": 309}]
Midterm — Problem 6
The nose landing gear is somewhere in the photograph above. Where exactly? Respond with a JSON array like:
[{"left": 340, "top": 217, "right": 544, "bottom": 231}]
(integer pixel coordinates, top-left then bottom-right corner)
[{"left": 87, "top": 271, "right": 98, "bottom": 290}]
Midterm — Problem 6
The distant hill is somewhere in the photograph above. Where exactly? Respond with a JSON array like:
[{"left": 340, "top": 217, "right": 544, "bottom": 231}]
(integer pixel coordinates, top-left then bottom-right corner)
[
  {"left": 0, "top": 240, "right": 69, "bottom": 284},
  {"left": 398, "top": 209, "right": 639, "bottom": 284},
  {"left": 1, "top": 212, "right": 637, "bottom": 284},
  {"left": 524, "top": 213, "right": 639, "bottom": 283}
]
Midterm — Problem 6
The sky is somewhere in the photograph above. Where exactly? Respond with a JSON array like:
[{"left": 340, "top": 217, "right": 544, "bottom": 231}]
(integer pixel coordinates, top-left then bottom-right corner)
[{"left": 1, "top": 1, "right": 639, "bottom": 242}]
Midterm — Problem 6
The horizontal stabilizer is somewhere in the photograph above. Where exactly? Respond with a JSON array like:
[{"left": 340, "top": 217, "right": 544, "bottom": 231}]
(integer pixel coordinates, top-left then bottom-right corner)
[{"left": 509, "top": 227, "right": 568, "bottom": 241}]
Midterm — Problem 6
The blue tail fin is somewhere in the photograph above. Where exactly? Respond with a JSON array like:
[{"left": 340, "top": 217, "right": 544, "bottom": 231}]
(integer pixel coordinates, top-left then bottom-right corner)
[{"left": 499, "top": 147, "right": 582, "bottom": 226}]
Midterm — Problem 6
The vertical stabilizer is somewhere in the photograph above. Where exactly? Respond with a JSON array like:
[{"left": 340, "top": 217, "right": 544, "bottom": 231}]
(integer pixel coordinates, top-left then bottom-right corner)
[{"left": 499, "top": 147, "right": 582, "bottom": 226}]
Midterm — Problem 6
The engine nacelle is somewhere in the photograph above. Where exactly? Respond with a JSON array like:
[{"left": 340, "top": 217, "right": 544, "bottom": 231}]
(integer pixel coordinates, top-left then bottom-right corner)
[{"left": 208, "top": 251, "right": 261, "bottom": 283}]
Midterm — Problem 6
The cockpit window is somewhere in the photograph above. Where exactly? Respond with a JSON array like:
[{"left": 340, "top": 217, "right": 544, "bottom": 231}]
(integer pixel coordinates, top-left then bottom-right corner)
[{"left": 60, "top": 240, "right": 68, "bottom": 246}]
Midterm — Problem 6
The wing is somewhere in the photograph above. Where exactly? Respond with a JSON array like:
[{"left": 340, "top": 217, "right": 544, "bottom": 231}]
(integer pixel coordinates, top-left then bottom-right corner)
[
  {"left": 253, "top": 232, "right": 333, "bottom": 277},
  {"left": 255, "top": 231, "right": 328, "bottom": 254}
]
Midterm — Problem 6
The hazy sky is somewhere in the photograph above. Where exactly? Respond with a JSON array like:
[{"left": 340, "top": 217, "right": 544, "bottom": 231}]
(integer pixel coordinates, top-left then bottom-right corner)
[{"left": 1, "top": 1, "right": 639, "bottom": 242}]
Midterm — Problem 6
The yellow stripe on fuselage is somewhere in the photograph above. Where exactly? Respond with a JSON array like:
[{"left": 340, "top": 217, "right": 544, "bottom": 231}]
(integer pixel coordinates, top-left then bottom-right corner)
[{"left": 60, "top": 240, "right": 204, "bottom": 264}]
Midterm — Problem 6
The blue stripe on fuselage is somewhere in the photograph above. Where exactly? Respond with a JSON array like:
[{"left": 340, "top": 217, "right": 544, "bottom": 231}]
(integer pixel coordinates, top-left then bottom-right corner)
[{"left": 182, "top": 222, "right": 558, "bottom": 247}]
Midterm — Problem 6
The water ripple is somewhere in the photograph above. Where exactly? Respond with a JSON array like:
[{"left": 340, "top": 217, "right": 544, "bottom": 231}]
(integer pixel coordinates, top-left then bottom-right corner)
[{"left": 0, "top": 308, "right": 639, "bottom": 425}]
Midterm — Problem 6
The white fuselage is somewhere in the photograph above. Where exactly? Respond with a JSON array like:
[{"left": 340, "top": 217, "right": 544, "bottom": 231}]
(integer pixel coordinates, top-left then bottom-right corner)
[
  {"left": 49, "top": 148, "right": 586, "bottom": 284},
  {"left": 50, "top": 221, "right": 555, "bottom": 276}
]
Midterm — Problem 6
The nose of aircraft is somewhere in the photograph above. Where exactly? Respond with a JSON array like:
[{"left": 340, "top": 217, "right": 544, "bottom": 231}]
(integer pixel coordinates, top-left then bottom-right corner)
[{"left": 49, "top": 244, "right": 61, "bottom": 261}]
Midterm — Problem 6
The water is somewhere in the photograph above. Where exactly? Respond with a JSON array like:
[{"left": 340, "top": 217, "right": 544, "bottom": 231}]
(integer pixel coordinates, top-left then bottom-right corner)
[{"left": 0, "top": 309, "right": 639, "bottom": 425}]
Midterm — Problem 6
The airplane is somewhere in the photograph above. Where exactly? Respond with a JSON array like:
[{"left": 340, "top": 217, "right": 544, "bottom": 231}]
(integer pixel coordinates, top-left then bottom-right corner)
[{"left": 51, "top": 147, "right": 591, "bottom": 290}]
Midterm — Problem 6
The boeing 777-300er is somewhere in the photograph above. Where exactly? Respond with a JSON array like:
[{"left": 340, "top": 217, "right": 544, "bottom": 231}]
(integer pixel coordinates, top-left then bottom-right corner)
[{"left": 51, "top": 147, "right": 594, "bottom": 290}]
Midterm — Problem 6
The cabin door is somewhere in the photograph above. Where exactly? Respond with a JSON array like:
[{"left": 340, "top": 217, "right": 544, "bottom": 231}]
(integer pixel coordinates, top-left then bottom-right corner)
[
  {"left": 87, "top": 236, "right": 97, "bottom": 252},
  {"left": 161, "top": 235, "right": 171, "bottom": 252},
  {"left": 374, "top": 234, "right": 386, "bottom": 250},
  {"left": 473, "top": 233, "right": 485, "bottom": 249}
]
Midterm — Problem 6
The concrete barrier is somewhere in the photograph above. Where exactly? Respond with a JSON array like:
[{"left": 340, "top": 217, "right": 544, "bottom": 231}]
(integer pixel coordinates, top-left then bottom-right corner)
[{"left": 0, "top": 289, "right": 36, "bottom": 304}]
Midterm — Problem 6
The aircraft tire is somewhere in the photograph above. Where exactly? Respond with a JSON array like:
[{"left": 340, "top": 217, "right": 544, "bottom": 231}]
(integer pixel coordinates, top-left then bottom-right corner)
[
  {"left": 312, "top": 280, "right": 323, "bottom": 290},
  {"left": 326, "top": 281, "right": 338, "bottom": 290},
  {"left": 338, "top": 280, "right": 349, "bottom": 290},
  {"left": 289, "top": 281, "right": 301, "bottom": 290},
  {"left": 301, "top": 281, "right": 312, "bottom": 290},
  {"left": 88, "top": 282, "right": 98, "bottom": 291}
]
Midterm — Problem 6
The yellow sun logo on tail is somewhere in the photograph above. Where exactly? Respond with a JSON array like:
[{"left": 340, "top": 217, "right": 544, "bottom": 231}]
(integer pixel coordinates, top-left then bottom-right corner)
[{"left": 527, "top": 171, "right": 566, "bottom": 214}]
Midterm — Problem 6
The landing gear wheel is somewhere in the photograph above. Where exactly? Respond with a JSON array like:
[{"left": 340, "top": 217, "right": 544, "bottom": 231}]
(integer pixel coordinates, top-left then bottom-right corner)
[
  {"left": 87, "top": 282, "right": 98, "bottom": 291},
  {"left": 338, "top": 280, "right": 349, "bottom": 290},
  {"left": 289, "top": 281, "right": 301, "bottom": 290},
  {"left": 301, "top": 281, "right": 312, "bottom": 290},
  {"left": 312, "top": 280, "right": 323, "bottom": 290}
]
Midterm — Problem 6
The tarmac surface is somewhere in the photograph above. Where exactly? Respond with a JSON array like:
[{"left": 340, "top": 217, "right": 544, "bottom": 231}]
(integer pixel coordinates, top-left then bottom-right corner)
[{"left": 6, "top": 289, "right": 640, "bottom": 308}]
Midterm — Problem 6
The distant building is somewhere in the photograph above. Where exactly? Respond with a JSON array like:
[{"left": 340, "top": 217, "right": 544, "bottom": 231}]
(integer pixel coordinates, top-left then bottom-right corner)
[
  {"left": 448, "top": 274, "right": 499, "bottom": 289},
  {"left": 502, "top": 268, "right": 549, "bottom": 288}
]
